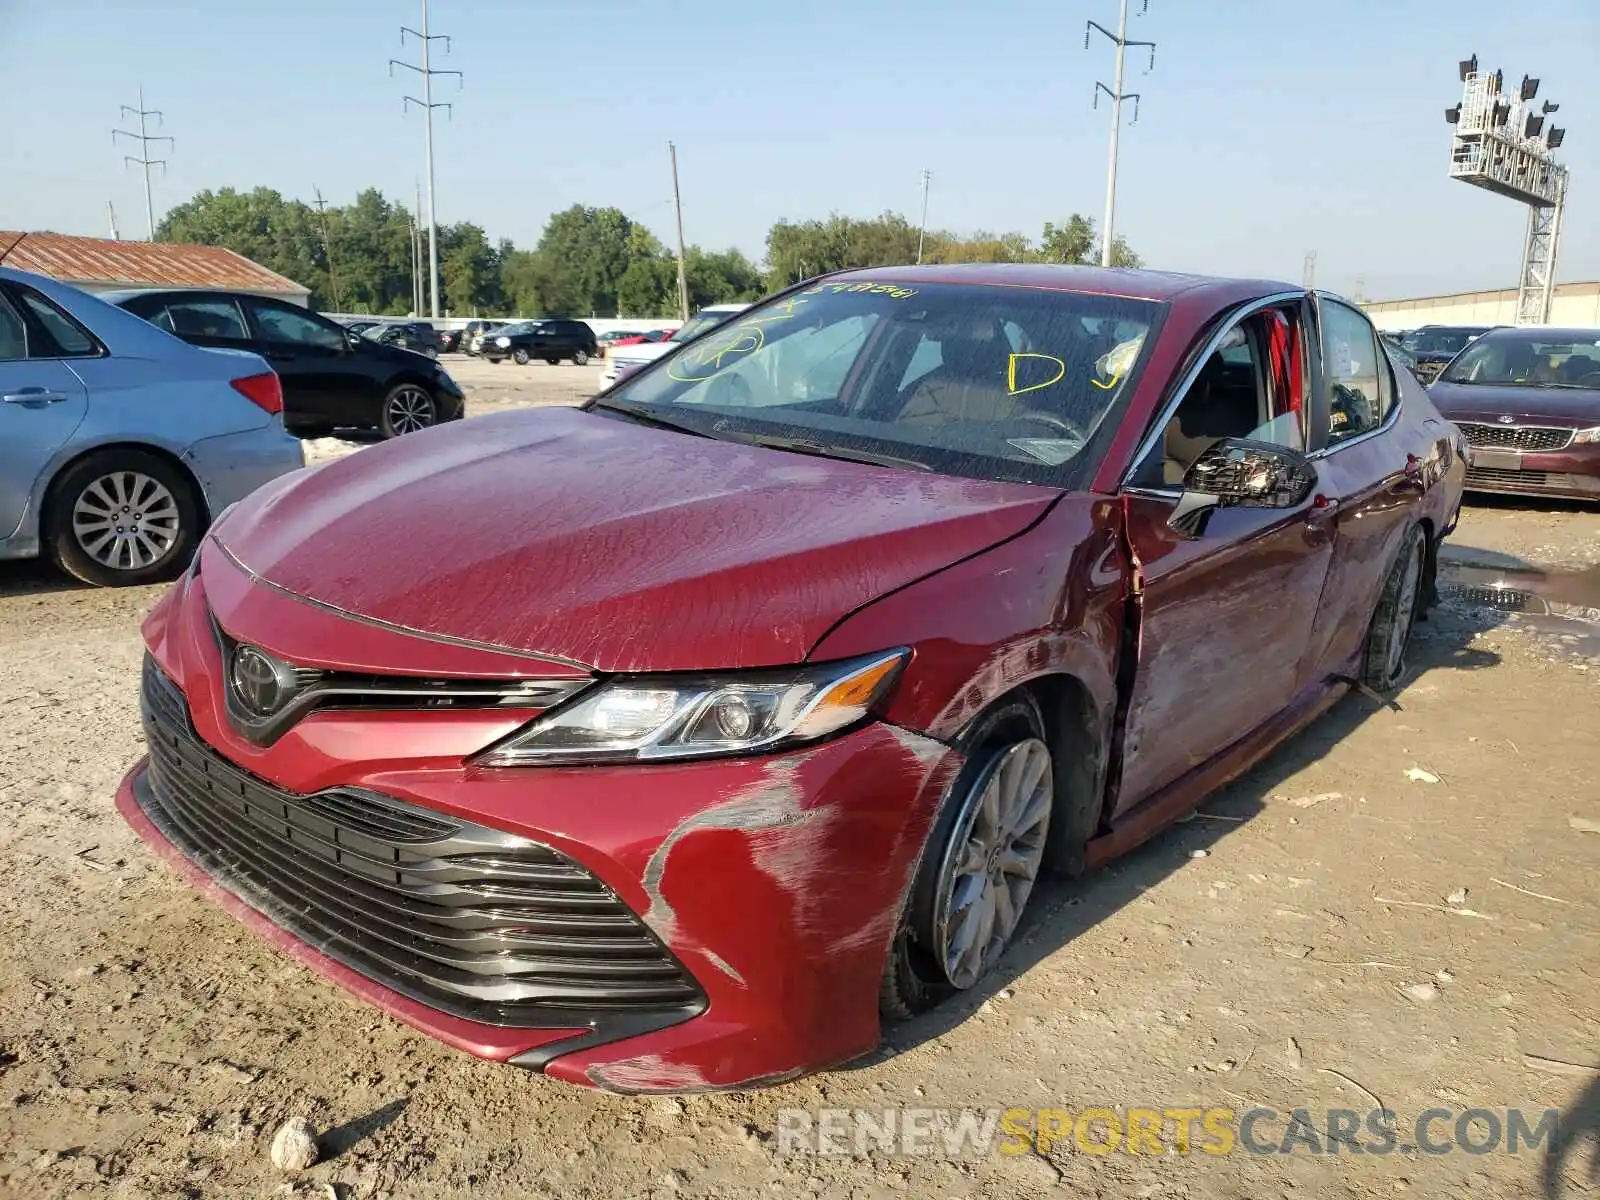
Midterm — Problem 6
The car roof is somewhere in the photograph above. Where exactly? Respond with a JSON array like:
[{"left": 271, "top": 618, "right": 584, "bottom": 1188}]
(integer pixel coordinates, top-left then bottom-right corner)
[
  {"left": 823, "top": 263, "right": 1297, "bottom": 304},
  {"left": 1484, "top": 325, "right": 1600, "bottom": 338}
]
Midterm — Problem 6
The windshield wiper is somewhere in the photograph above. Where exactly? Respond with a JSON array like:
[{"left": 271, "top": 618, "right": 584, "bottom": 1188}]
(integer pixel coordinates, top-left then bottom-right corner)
[
  {"left": 728, "top": 432, "right": 932, "bottom": 471},
  {"left": 1532, "top": 382, "right": 1597, "bottom": 390},
  {"left": 588, "top": 399, "right": 714, "bottom": 438}
]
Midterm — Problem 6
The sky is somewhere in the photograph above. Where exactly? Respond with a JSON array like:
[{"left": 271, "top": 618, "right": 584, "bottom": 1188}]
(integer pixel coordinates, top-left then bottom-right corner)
[{"left": 1, "top": 0, "right": 1595, "bottom": 302}]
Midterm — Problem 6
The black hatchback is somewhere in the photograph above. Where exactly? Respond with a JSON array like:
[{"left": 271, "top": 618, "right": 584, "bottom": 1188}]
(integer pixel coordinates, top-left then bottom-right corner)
[
  {"left": 110, "top": 290, "right": 465, "bottom": 438},
  {"left": 482, "top": 318, "right": 598, "bottom": 365}
]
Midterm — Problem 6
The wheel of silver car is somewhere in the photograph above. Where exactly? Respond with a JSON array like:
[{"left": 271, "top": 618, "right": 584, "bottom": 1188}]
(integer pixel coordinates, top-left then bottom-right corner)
[
  {"left": 574, "top": 349, "right": 590, "bottom": 366},
  {"left": 45, "top": 449, "right": 201, "bottom": 588},
  {"left": 930, "top": 737, "right": 1052, "bottom": 989},
  {"left": 1360, "top": 523, "right": 1428, "bottom": 691},
  {"left": 380, "top": 384, "right": 437, "bottom": 437}
]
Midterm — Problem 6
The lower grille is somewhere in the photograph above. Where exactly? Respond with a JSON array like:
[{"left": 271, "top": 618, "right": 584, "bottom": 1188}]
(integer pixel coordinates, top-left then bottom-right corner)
[
  {"left": 1458, "top": 423, "right": 1573, "bottom": 453},
  {"left": 135, "top": 657, "right": 704, "bottom": 1029},
  {"left": 1466, "top": 467, "right": 1558, "bottom": 492}
]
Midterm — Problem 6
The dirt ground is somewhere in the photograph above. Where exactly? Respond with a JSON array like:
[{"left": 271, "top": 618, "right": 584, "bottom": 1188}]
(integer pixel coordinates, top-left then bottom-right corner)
[{"left": 1, "top": 361, "right": 1596, "bottom": 1199}]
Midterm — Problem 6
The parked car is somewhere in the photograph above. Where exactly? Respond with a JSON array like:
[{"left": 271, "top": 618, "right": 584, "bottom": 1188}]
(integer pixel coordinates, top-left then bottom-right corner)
[
  {"left": 110, "top": 289, "right": 465, "bottom": 439},
  {"left": 343, "top": 319, "right": 382, "bottom": 338},
  {"left": 1401, "top": 325, "right": 1495, "bottom": 383},
  {"left": 0, "top": 267, "right": 303, "bottom": 587},
  {"left": 464, "top": 320, "right": 507, "bottom": 356},
  {"left": 482, "top": 318, "right": 598, "bottom": 365},
  {"left": 597, "top": 329, "right": 644, "bottom": 348},
  {"left": 1385, "top": 338, "right": 1422, "bottom": 378},
  {"left": 118, "top": 264, "right": 1465, "bottom": 1092},
  {"left": 602, "top": 328, "right": 676, "bottom": 356},
  {"left": 436, "top": 327, "right": 463, "bottom": 354},
  {"left": 599, "top": 303, "right": 747, "bottom": 386},
  {"left": 1428, "top": 325, "right": 1600, "bottom": 502},
  {"left": 365, "top": 320, "right": 439, "bottom": 359}
]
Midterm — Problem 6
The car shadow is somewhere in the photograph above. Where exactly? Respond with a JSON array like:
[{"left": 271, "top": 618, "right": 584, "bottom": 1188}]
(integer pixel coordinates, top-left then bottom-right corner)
[
  {"left": 318, "top": 1097, "right": 409, "bottom": 1161},
  {"left": 1545, "top": 1072, "right": 1600, "bottom": 1198},
  {"left": 858, "top": 603, "right": 1503, "bottom": 1066},
  {"left": 1462, "top": 493, "right": 1597, "bottom": 517},
  {"left": 0, "top": 559, "right": 89, "bottom": 598}
]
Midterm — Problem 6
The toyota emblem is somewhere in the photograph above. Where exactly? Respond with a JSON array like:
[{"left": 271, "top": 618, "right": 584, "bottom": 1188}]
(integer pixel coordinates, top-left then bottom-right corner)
[
  {"left": 229, "top": 645, "right": 299, "bottom": 717},
  {"left": 1497, "top": 414, "right": 1515, "bottom": 424}
]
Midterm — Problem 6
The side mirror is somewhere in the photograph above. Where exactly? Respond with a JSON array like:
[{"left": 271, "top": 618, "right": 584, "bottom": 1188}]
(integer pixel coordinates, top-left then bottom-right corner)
[{"left": 1169, "top": 438, "right": 1316, "bottom": 537}]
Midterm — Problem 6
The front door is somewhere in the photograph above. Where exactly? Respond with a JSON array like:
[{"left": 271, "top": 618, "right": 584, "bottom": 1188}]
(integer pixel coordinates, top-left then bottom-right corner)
[
  {"left": 242, "top": 298, "right": 372, "bottom": 428},
  {"left": 1112, "top": 298, "right": 1334, "bottom": 816},
  {"left": 0, "top": 290, "right": 89, "bottom": 540}
]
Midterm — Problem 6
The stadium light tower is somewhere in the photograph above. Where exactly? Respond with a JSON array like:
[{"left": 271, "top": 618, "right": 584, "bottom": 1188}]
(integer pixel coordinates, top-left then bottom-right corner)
[{"left": 1446, "top": 55, "right": 1571, "bottom": 324}]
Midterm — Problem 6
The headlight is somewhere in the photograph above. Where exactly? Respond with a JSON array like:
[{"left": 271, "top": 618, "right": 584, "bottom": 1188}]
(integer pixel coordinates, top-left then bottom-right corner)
[
  {"left": 496, "top": 336, "right": 511, "bottom": 347},
  {"left": 1573, "top": 426, "right": 1600, "bottom": 445},
  {"left": 475, "top": 650, "right": 907, "bottom": 767}
]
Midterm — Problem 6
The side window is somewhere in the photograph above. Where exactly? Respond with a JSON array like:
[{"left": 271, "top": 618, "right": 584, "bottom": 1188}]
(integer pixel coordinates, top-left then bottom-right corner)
[
  {"left": 161, "top": 299, "right": 248, "bottom": 340},
  {"left": 249, "top": 301, "right": 344, "bottom": 350},
  {"left": 1321, "top": 301, "right": 1383, "bottom": 444},
  {"left": 0, "top": 293, "right": 27, "bottom": 361},
  {"left": 16, "top": 289, "right": 96, "bottom": 357},
  {"left": 1130, "top": 309, "right": 1305, "bottom": 489}
]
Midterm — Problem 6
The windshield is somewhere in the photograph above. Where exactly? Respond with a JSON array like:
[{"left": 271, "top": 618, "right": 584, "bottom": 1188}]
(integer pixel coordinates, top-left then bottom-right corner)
[
  {"left": 1441, "top": 331, "right": 1600, "bottom": 388},
  {"left": 1402, "top": 328, "right": 1483, "bottom": 356},
  {"left": 670, "top": 310, "right": 742, "bottom": 343},
  {"left": 594, "top": 280, "right": 1162, "bottom": 488}
]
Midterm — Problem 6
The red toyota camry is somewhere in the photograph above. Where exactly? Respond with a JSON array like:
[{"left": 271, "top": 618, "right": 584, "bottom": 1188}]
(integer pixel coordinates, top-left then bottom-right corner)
[{"left": 120, "top": 265, "right": 1467, "bottom": 1093}]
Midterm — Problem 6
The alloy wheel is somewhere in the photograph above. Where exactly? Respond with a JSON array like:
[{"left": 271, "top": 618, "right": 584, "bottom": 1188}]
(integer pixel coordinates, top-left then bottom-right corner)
[
  {"left": 385, "top": 386, "right": 437, "bottom": 435},
  {"left": 932, "top": 737, "right": 1052, "bottom": 989},
  {"left": 1385, "top": 539, "right": 1425, "bottom": 680},
  {"left": 71, "top": 471, "right": 180, "bottom": 572}
]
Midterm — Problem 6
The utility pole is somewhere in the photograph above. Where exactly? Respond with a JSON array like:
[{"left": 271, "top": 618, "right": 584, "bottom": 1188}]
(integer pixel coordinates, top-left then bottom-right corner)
[
  {"left": 107, "top": 202, "right": 120, "bottom": 241},
  {"left": 391, "top": 0, "right": 461, "bottom": 319},
  {"left": 312, "top": 187, "right": 342, "bottom": 311},
  {"left": 1303, "top": 251, "right": 1317, "bottom": 290},
  {"left": 1086, "top": 3, "right": 1156, "bottom": 267},
  {"left": 916, "top": 169, "right": 932, "bottom": 264},
  {"left": 412, "top": 181, "right": 424, "bottom": 316},
  {"left": 113, "top": 87, "right": 173, "bottom": 241},
  {"left": 669, "top": 141, "right": 690, "bottom": 321}
]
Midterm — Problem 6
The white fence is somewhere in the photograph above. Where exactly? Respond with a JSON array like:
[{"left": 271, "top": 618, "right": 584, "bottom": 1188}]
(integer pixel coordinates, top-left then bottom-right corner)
[{"left": 322, "top": 313, "right": 681, "bottom": 338}]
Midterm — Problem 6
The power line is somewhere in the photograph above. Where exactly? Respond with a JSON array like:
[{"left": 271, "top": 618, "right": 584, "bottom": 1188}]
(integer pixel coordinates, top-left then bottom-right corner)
[
  {"left": 669, "top": 142, "right": 689, "bottom": 321},
  {"left": 390, "top": 0, "right": 461, "bottom": 319},
  {"left": 313, "top": 187, "right": 342, "bottom": 310},
  {"left": 916, "top": 169, "right": 932, "bottom": 264},
  {"left": 1086, "top": 2, "right": 1156, "bottom": 268},
  {"left": 113, "top": 86, "right": 173, "bottom": 241}
]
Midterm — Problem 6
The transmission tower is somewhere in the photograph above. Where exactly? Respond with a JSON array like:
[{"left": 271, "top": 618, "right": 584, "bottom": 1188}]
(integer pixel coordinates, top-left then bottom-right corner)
[
  {"left": 390, "top": 0, "right": 461, "bottom": 318},
  {"left": 113, "top": 87, "right": 173, "bottom": 241},
  {"left": 1086, "top": 1, "right": 1156, "bottom": 267},
  {"left": 1302, "top": 251, "right": 1317, "bottom": 290},
  {"left": 1445, "top": 55, "right": 1571, "bottom": 324}
]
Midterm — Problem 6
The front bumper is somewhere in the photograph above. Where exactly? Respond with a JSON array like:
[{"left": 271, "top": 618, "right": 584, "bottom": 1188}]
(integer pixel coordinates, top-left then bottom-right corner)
[
  {"left": 118, "top": 558, "right": 960, "bottom": 1092},
  {"left": 1465, "top": 442, "right": 1600, "bottom": 501}
]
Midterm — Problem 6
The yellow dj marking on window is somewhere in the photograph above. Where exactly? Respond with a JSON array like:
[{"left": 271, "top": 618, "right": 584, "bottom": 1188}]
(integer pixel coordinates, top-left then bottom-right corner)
[
  {"left": 800, "top": 281, "right": 918, "bottom": 300},
  {"left": 666, "top": 323, "right": 766, "bottom": 382},
  {"left": 1091, "top": 372, "right": 1124, "bottom": 391},
  {"left": 1007, "top": 353, "right": 1067, "bottom": 396},
  {"left": 742, "top": 296, "right": 811, "bottom": 326}
]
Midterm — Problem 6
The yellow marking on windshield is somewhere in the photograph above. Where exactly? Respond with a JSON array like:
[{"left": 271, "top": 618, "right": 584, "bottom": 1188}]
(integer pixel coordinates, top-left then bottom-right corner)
[
  {"left": 800, "top": 281, "right": 918, "bottom": 300},
  {"left": 741, "top": 296, "right": 811, "bottom": 326},
  {"left": 1007, "top": 353, "right": 1067, "bottom": 396},
  {"left": 666, "top": 324, "right": 766, "bottom": 382}
]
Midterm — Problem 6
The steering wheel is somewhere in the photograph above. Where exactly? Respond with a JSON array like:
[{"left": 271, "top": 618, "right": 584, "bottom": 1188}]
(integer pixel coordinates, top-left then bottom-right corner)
[
  {"left": 1019, "top": 409, "right": 1087, "bottom": 441},
  {"left": 706, "top": 373, "right": 754, "bottom": 407},
  {"left": 1576, "top": 371, "right": 1600, "bottom": 389}
]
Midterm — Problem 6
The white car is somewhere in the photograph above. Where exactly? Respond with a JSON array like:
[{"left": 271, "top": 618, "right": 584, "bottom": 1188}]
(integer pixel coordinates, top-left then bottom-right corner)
[{"left": 599, "top": 303, "right": 750, "bottom": 388}]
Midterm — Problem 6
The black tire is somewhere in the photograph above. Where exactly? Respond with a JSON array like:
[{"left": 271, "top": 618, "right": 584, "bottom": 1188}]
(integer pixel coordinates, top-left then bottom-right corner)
[
  {"left": 45, "top": 449, "right": 202, "bottom": 588},
  {"left": 1360, "top": 524, "right": 1428, "bottom": 692},
  {"left": 378, "top": 382, "right": 440, "bottom": 438},
  {"left": 574, "top": 349, "right": 590, "bottom": 366},
  {"left": 880, "top": 695, "right": 1049, "bottom": 1020},
  {"left": 512, "top": 348, "right": 530, "bottom": 366},
  {"left": 545, "top": 355, "right": 560, "bottom": 366}
]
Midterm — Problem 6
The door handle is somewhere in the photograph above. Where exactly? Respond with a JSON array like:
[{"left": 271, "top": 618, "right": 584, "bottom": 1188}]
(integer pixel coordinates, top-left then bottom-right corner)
[{"left": 1, "top": 388, "right": 70, "bottom": 405}]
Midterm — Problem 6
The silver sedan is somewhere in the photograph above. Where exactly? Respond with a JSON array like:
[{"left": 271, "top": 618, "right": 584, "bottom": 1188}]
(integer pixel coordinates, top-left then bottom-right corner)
[{"left": 0, "top": 266, "right": 305, "bottom": 586}]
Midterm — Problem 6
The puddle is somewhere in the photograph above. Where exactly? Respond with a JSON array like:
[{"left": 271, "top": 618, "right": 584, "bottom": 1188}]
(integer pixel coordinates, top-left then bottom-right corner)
[{"left": 1438, "top": 555, "right": 1600, "bottom": 656}]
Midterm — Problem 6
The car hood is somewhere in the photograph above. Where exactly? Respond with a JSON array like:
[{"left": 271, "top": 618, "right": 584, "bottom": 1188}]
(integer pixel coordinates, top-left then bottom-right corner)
[
  {"left": 212, "top": 407, "right": 1059, "bottom": 673},
  {"left": 1429, "top": 381, "right": 1600, "bottom": 427},
  {"left": 607, "top": 341, "right": 677, "bottom": 366}
]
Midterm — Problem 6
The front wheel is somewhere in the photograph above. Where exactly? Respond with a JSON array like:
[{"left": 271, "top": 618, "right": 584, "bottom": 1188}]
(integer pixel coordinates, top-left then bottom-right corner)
[
  {"left": 379, "top": 383, "right": 439, "bottom": 438},
  {"left": 46, "top": 449, "right": 201, "bottom": 587},
  {"left": 512, "top": 348, "right": 530, "bottom": 366},
  {"left": 573, "top": 349, "right": 590, "bottom": 366},
  {"left": 1360, "top": 523, "right": 1428, "bottom": 691},
  {"left": 881, "top": 697, "right": 1053, "bottom": 1018}
]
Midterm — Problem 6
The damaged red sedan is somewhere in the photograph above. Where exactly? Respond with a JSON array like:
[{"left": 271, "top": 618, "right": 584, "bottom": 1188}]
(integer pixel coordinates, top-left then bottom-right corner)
[{"left": 119, "top": 265, "right": 1466, "bottom": 1093}]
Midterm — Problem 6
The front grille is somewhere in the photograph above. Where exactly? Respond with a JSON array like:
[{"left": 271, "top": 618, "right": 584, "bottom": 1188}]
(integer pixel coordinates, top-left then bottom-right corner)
[
  {"left": 1458, "top": 423, "right": 1573, "bottom": 452},
  {"left": 135, "top": 657, "right": 704, "bottom": 1028},
  {"left": 1466, "top": 467, "right": 1558, "bottom": 492}
]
